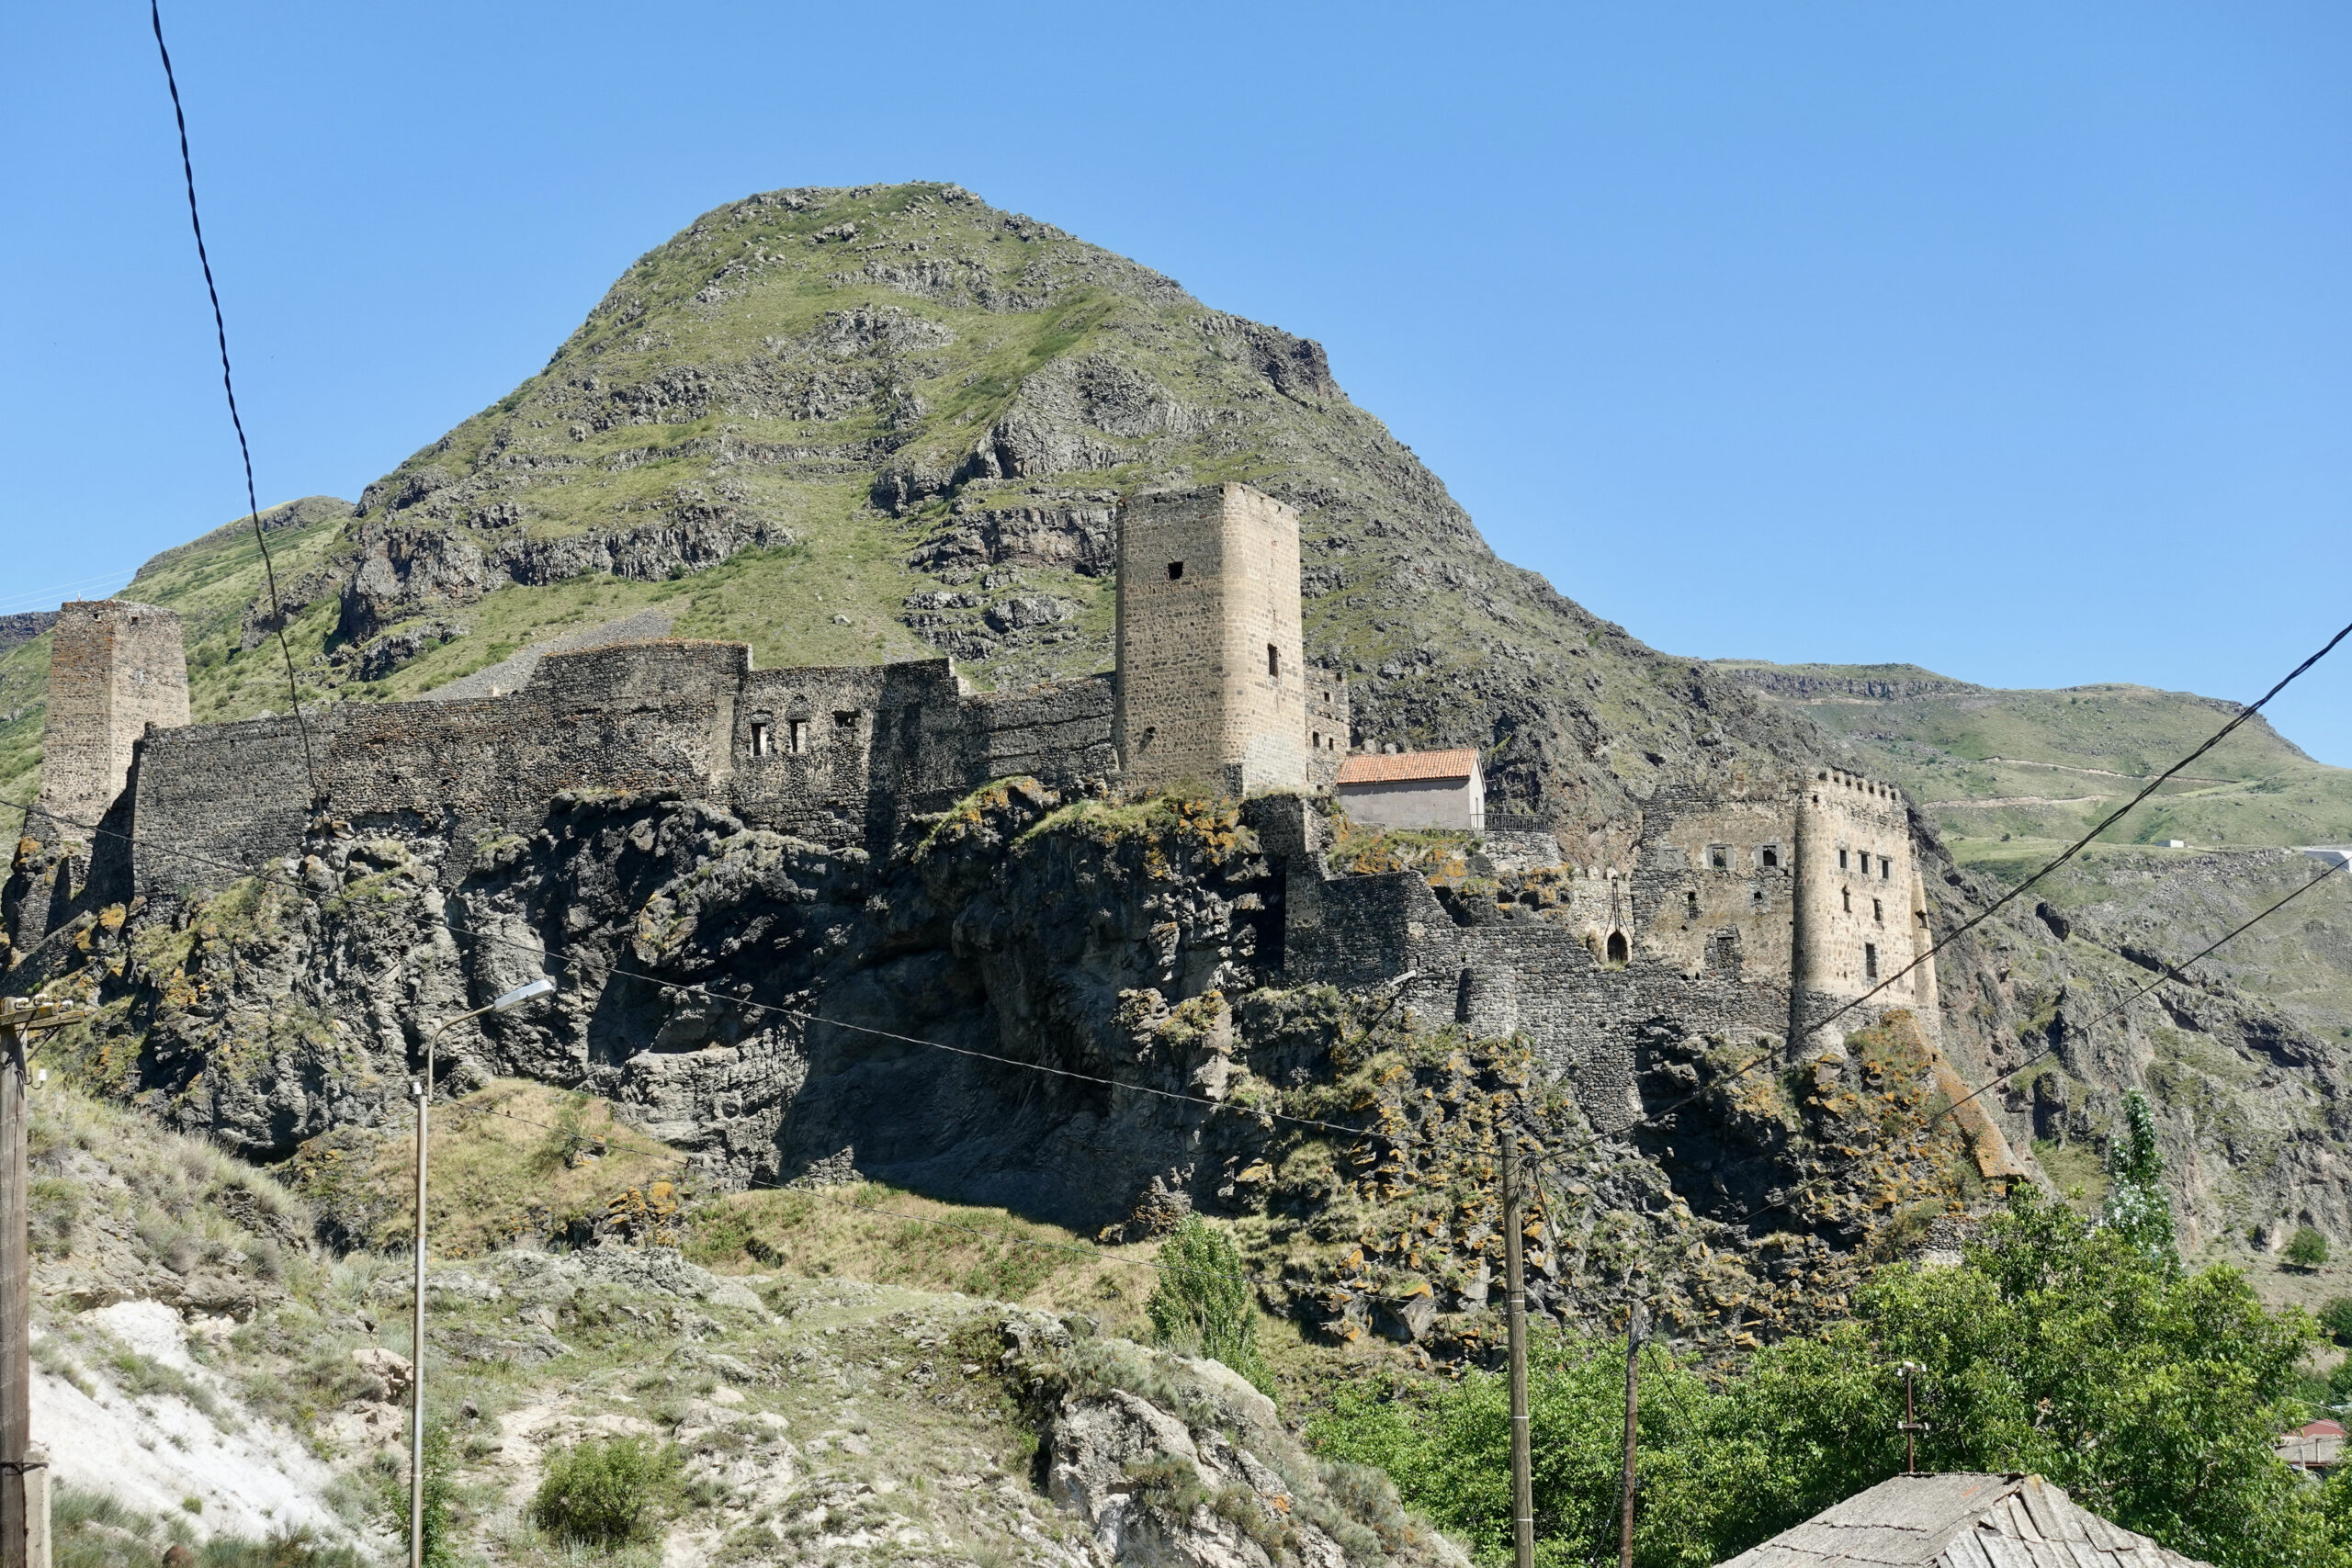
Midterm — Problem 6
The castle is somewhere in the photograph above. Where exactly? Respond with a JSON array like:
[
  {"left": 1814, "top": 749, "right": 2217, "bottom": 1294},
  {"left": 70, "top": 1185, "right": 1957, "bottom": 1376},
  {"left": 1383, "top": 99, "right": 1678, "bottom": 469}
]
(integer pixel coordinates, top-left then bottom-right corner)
[{"left": 13, "top": 482, "right": 1947, "bottom": 1126}]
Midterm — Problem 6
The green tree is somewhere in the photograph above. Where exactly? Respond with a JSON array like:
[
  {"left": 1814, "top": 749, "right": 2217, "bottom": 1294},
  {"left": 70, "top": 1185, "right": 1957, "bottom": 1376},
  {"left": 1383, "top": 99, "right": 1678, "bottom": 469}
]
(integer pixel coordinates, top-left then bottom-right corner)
[
  {"left": 1309, "top": 1337, "right": 1757, "bottom": 1568},
  {"left": 1146, "top": 1214, "right": 1274, "bottom": 1399},
  {"left": 2290, "top": 1226, "right": 2333, "bottom": 1271},
  {"left": 1309, "top": 1189, "right": 2337, "bottom": 1568},
  {"left": 2317, "top": 1296, "right": 2352, "bottom": 1348},
  {"left": 2101, "top": 1089, "right": 2177, "bottom": 1266},
  {"left": 1782, "top": 1190, "right": 2328, "bottom": 1566}
]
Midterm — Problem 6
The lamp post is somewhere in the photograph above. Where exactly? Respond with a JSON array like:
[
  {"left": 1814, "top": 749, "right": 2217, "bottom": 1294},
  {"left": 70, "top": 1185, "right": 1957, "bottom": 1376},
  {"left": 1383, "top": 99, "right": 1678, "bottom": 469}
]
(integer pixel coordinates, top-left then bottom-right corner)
[{"left": 410, "top": 977, "right": 553, "bottom": 1568}]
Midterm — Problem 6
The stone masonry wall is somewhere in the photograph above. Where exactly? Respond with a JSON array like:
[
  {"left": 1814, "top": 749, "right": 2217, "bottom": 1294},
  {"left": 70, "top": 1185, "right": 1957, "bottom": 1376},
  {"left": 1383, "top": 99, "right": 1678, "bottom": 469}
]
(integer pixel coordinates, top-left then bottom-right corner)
[
  {"left": 1306, "top": 666, "right": 1350, "bottom": 790},
  {"left": 106, "top": 640, "right": 1117, "bottom": 918},
  {"left": 1791, "top": 767, "right": 1934, "bottom": 1050},
  {"left": 35, "top": 601, "right": 189, "bottom": 838},
  {"left": 1114, "top": 485, "right": 1307, "bottom": 795}
]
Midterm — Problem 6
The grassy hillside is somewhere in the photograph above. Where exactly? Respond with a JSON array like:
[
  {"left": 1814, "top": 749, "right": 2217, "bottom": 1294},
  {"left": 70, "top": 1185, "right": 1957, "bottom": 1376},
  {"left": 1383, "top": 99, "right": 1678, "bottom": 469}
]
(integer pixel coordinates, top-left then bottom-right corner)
[
  {"left": 5, "top": 181, "right": 1828, "bottom": 854},
  {"left": 1714, "top": 660, "right": 2352, "bottom": 852},
  {"left": 1717, "top": 660, "right": 2352, "bottom": 1041}
]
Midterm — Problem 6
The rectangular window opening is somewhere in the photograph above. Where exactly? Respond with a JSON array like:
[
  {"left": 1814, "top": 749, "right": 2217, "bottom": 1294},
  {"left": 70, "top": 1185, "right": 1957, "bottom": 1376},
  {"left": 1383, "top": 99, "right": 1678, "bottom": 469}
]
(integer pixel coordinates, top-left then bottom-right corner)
[
  {"left": 749, "top": 722, "right": 773, "bottom": 757},
  {"left": 1865, "top": 942, "right": 1880, "bottom": 980},
  {"left": 788, "top": 719, "right": 808, "bottom": 754},
  {"left": 834, "top": 710, "right": 859, "bottom": 729},
  {"left": 1872, "top": 897, "right": 1883, "bottom": 924},
  {"left": 1838, "top": 849, "right": 1849, "bottom": 870},
  {"left": 1167, "top": 561, "right": 1184, "bottom": 581},
  {"left": 1268, "top": 644, "right": 1281, "bottom": 678},
  {"left": 1881, "top": 856, "right": 1892, "bottom": 879}
]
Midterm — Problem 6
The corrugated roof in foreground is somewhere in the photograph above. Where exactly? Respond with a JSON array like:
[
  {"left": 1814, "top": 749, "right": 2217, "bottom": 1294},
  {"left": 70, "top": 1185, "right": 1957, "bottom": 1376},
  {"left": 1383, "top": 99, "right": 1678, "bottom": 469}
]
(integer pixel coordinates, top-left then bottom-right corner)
[
  {"left": 1715, "top": 1472, "right": 2211, "bottom": 1567},
  {"left": 1335, "top": 748, "right": 1482, "bottom": 785}
]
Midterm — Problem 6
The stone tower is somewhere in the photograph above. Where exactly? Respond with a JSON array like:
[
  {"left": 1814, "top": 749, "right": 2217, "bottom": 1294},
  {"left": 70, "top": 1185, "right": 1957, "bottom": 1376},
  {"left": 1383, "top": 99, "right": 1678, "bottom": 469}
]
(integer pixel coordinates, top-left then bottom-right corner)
[
  {"left": 35, "top": 600, "right": 189, "bottom": 835},
  {"left": 1114, "top": 483, "right": 1307, "bottom": 795},
  {"left": 1789, "top": 767, "right": 1938, "bottom": 1052}
]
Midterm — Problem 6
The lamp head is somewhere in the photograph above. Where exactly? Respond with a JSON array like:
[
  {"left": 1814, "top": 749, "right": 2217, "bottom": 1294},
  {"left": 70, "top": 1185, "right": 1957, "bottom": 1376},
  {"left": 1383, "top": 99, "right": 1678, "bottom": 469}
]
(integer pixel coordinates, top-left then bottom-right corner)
[{"left": 489, "top": 977, "right": 557, "bottom": 1013}]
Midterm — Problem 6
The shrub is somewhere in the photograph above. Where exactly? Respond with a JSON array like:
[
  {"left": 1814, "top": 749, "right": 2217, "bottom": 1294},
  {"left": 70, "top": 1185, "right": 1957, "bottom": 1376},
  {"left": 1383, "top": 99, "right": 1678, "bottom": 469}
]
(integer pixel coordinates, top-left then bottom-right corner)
[
  {"left": 378, "top": 1424, "right": 454, "bottom": 1568},
  {"left": 2318, "top": 1297, "right": 2352, "bottom": 1348},
  {"left": 1146, "top": 1214, "right": 1274, "bottom": 1399},
  {"left": 2289, "top": 1226, "right": 2332, "bottom": 1271},
  {"left": 532, "top": 1436, "right": 678, "bottom": 1548}
]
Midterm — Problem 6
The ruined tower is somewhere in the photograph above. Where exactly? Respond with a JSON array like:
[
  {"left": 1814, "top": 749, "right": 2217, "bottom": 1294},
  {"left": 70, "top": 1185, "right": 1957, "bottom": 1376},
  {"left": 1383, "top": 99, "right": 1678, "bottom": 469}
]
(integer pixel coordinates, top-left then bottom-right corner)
[
  {"left": 1789, "top": 767, "right": 1938, "bottom": 1052},
  {"left": 35, "top": 600, "right": 189, "bottom": 836},
  {"left": 1114, "top": 484, "right": 1307, "bottom": 795}
]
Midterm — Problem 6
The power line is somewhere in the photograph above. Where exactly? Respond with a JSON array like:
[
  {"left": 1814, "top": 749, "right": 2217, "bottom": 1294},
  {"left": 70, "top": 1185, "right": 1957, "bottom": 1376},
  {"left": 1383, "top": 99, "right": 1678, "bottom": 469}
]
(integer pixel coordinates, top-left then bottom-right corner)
[
  {"left": 147, "top": 0, "right": 320, "bottom": 807},
  {"left": 1727, "top": 852, "right": 2349, "bottom": 1229},
  {"left": 11, "top": 615, "right": 2346, "bottom": 1247},
  {"left": 0, "top": 570, "right": 144, "bottom": 617},
  {"left": 424, "top": 1094, "right": 1173, "bottom": 1274},
  {"left": 1635, "top": 615, "right": 2352, "bottom": 1135}
]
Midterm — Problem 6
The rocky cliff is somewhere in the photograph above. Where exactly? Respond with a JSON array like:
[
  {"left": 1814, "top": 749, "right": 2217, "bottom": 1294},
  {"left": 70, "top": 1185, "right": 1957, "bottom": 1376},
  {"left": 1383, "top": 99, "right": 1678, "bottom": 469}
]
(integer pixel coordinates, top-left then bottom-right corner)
[{"left": 6, "top": 182, "right": 2349, "bottom": 1320}]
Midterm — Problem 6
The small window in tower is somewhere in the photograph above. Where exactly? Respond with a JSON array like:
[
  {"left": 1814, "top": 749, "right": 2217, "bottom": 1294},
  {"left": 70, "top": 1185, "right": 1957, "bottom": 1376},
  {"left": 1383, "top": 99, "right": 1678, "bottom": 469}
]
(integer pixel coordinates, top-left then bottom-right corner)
[
  {"left": 1268, "top": 644, "right": 1281, "bottom": 678},
  {"left": 1606, "top": 930, "right": 1630, "bottom": 964},
  {"left": 1865, "top": 942, "right": 1880, "bottom": 980},
  {"left": 1880, "top": 856, "right": 1892, "bottom": 879},
  {"left": 1312, "top": 731, "right": 1321, "bottom": 750},
  {"left": 1760, "top": 844, "right": 1780, "bottom": 869},
  {"left": 749, "top": 722, "right": 773, "bottom": 757},
  {"left": 1842, "top": 887, "right": 1852, "bottom": 913},
  {"left": 789, "top": 719, "right": 809, "bottom": 753},
  {"left": 834, "top": 711, "right": 859, "bottom": 730},
  {"left": 1708, "top": 845, "right": 1728, "bottom": 870},
  {"left": 1685, "top": 890, "right": 1699, "bottom": 919},
  {"left": 1838, "top": 848, "right": 1849, "bottom": 871},
  {"left": 1752, "top": 887, "right": 1766, "bottom": 908},
  {"left": 1872, "top": 897, "right": 1883, "bottom": 924},
  {"left": 1167, "top": 561, "right": 1184, "bottom": 581}
]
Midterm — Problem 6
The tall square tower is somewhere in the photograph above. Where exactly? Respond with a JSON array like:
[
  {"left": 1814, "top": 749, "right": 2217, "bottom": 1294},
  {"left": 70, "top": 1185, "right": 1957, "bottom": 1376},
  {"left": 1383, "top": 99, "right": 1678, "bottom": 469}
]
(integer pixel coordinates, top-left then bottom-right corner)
[
  {"left": 1114, "top": 484, "right": 1306, "bottom": 795},
  {"left": 36, "top": 600, "right": 190, "bottom": 835}
]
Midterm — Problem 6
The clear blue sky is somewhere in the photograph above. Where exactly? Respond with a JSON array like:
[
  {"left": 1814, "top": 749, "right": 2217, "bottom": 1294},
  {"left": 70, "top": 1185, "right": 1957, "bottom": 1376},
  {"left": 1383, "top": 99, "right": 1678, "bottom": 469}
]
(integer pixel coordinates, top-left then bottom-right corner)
[{"left": 6, "top": 3, "right": 2348, "bottom": 761}]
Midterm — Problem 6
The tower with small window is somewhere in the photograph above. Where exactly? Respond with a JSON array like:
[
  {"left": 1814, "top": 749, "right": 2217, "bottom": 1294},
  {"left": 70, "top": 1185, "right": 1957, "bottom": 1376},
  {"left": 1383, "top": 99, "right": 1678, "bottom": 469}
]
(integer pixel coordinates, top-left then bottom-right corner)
[
  {"left": 1790, "top": 767, "right": 1938, "bottom": 1051},
  {"left": 36, "top": 600, "right": 191, "bottom": 836},
  {"left": 1114, "top": 483, "right": 1308, "bottom": 794}
]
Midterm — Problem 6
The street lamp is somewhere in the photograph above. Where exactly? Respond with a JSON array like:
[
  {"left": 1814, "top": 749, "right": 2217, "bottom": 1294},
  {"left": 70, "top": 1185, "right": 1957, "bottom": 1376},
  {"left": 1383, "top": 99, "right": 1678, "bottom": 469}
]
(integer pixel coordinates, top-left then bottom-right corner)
[{"left": 410, "top": 977, "right": 554, "bottom": 1568}]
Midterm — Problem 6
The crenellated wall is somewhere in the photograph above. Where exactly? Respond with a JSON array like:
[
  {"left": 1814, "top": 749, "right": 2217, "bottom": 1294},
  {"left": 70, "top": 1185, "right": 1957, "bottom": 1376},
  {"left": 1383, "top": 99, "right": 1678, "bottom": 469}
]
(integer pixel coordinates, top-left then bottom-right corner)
[{"left": 1791, "top": 767, "right": 1935, "bottom": 1051}]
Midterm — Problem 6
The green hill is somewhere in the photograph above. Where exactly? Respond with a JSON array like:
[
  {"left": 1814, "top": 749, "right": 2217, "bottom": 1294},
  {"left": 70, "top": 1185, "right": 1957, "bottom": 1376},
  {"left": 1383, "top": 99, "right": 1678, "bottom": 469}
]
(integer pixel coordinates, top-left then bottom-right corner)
[
  {"left": 1, "top": 181, "right": 1823, "bottom": 842},
  {"left": 1716, "top": 660, "right": 2352, "bottom": 1042},
  {"left": 1713, "top": 660, "right": 2352, "bottom": 853}
]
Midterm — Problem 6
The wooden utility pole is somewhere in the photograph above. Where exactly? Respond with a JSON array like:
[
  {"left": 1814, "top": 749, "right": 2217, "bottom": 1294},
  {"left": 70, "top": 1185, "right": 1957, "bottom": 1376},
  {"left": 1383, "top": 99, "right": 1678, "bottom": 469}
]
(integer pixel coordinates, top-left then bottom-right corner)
[
  {"left": 1500, "top": 1127, "right": 1533, "bottom": 1568},
  {"left": 4, "top": 996, "right": 90, "bottom": 1568},
  {"left": 1617, "top": 1270, "right": 1646, "bottom": 1568},
  {"left": 1898, "top": 1361, "right": 1929, "bottom": 1474}
]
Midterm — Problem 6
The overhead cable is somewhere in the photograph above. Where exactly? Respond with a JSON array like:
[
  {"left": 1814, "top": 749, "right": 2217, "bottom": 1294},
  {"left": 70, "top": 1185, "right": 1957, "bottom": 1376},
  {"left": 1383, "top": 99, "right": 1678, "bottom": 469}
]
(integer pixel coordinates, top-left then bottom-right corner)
[
  {"left": 1637, "top": 615, "right": 2352, "bottom": 1134},
  {"left": 147, "top": 0, "right": 321, "bottom": 805}
]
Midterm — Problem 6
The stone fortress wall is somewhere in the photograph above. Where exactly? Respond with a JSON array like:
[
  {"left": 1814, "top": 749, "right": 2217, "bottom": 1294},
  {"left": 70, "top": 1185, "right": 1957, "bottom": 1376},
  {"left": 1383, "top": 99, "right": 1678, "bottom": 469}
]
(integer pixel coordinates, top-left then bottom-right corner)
[{"left": 23, "top": 482, "right": 1943, "bottom": 1127}]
